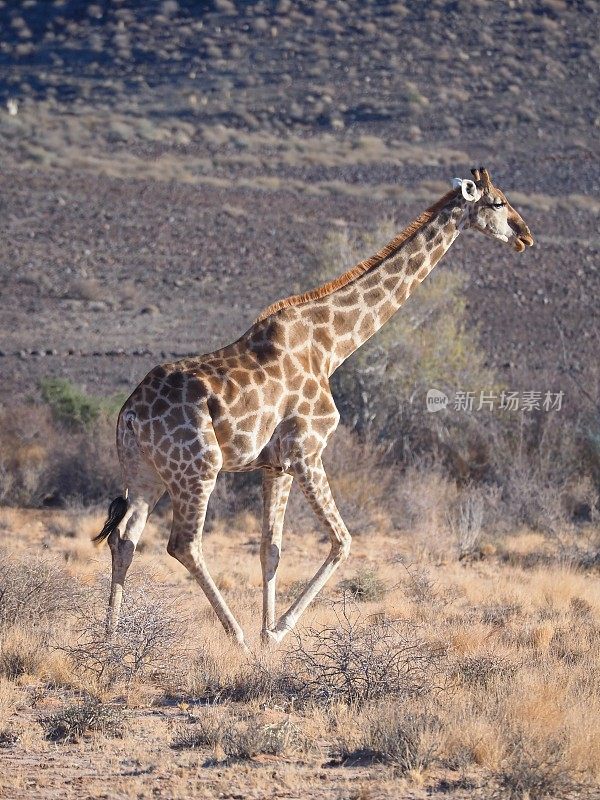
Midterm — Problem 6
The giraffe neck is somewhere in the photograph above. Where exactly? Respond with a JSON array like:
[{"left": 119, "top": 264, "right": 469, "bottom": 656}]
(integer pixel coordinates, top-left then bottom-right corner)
[{"left": 302, "top": 197, "right": 465, "bottom": 375}]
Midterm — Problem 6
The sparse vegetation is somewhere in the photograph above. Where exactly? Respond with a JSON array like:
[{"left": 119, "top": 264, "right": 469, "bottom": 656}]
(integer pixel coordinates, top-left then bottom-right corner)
[
  {"left": 0, "top": 507, "right": 598, "bottom": 797},
  {"left": 172, "top": 707, "right": 313, "bottom": 761},
  {"left": 0, "top": 401, "right": 118, "bottom": 506},
  {"left": 333, "top": 705, "right": 441, "bottom": 774},
  {"left": 338, "top": 568, "right": 387, "bottom": 602},
  {"left": 493, "top": 739, "right": 578, "bottom": 800},
  {"left": 0, "top": 553, "right": 74, "bottom": 629}
]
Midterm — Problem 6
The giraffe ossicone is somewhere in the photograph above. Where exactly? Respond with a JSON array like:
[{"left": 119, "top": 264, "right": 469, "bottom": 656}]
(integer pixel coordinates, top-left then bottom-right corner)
[{"left": 95, "top": 167, "right": 534, "bottom": 648}]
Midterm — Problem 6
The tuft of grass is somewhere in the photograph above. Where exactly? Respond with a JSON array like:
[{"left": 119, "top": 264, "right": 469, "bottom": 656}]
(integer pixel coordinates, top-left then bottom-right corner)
[
  {"left": 493, "top": 740, "right": 579, "bottom": 800},
  {"left": 171, "top": 709, "right": 223, "bottom": 751},
  {"left": 42, "top": 698, "right": 124, "bottom": 743},
  {"left": 67, "top": 277, "right": 103, "bottom": 302},
  {"left": 0, "top": 678, "right": 19, "bottom": 728},
  {"left": 0, "top": 726, "right": 19, "bottom": 748},
  {"left": 457, "top": 655, "right": 519, "bottom": 689},
  {"left": 172, "top": 708, "right": 313, "bottom": 761},
  {"left": 0, "top": 646, "right": 40, "bottom": 681},
  {"left": 338, "top": 567, "right": 387, "bottom": 602},
  {"left": 333, "top": 705, "right": 440, "bottom": 774},
  {"left": 0, "top": 553, "right": 75, "bottom": 629}
]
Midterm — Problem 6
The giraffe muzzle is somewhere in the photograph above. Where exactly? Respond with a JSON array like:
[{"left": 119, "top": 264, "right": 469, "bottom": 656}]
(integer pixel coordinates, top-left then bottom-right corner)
[
  {"left": 513, "top": 232, "right": 534, "bottom": 252},
  {"left": 509, "top": 218, "right": 534, "bottom": 252}
]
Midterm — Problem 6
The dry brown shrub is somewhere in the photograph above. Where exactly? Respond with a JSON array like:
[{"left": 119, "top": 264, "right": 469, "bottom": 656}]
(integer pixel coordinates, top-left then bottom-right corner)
[
  {"left": 448, "top": 488, "right": 485, "bottom": 560},
  {"left": 59, "top": 573, "right": 191, "bottom": 687},
  {"left": 0, "top": 627, "right": 46, "bottom": 681},
  {"left": 338, "top": 567, "right": 387, "bottom": 602},
  {"left": 0, "top": 403, "right": 119, "bottom": 506},
  {"left": 493, "top": 737, "right": 580, "bottom": 800},
  {"left": 67, "top": 277, "right": 103, "bottom": 302},
  {"left": 0, "top": 405, "right": 56, "bottom": 506},
  {"left": 0, "top": 679, "right": 18, "bottom": 727},
  {"left": 42, "top": 697, "right": 124, "bottom": 743},
  {"left": 182, "top": 647, "right": 295, "bottom": 706},
  {"left": 389, "top": 466, "right": 458, "bottom": 538},
  {"left": 456, "top": 654, "right": 518, "bottom": 689},
  {"left": 0, "top": 551, "right": 75, "bottom": 630},
  {"left": 283, "top": 600, "right": 447, "bottom": 707}
]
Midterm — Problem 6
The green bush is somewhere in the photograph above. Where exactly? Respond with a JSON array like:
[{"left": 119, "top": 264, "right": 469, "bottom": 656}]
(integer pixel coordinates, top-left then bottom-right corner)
[{"left": 39, "top": 378, "right": 124, "bottom": 430}]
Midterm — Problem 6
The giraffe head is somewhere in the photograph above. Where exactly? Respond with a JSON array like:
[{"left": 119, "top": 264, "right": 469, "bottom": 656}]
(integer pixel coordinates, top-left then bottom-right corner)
[{"left": 452, "top": 167, "right": 534, "bottom": 252}]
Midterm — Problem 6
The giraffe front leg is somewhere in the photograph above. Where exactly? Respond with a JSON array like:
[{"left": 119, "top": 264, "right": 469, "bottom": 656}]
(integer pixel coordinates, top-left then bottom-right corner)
[
  {"left": 269, "top": 456, "right": 351, "bottom": 643},
  {"left": 260, "top": 470, "right": 293, "bottom": 644},
  {"left": 167, "top": 473, "right": 248, "bottom": 650}
]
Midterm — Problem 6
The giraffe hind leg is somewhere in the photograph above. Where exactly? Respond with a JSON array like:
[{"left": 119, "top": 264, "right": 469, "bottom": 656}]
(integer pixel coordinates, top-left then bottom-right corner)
[
  {"left": 105, "top": 479, "right": 164, "bottom": 635},
  {"left": 100, "top": 418, "right": 165, "bottom": 635}
]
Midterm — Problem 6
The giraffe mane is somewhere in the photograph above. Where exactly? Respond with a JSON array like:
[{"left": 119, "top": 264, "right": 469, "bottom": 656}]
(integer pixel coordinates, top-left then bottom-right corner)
[{"left": 255, "top": 188, "right": 461, "bottom": 322}]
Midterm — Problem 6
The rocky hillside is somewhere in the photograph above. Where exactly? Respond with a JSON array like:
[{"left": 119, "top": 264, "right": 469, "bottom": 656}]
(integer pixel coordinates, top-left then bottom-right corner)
[
  {"left": 0, "top": 0, "right": 597, "bottom": 140},
  {"left": 0, "top": 0, "right": 597, "bottom": 403}
]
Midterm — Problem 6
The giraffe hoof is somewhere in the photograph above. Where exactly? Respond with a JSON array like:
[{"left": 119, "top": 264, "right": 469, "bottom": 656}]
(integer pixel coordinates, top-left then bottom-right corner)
[{"left": 234, "top": 636, "right": 250, "bottom": 654}]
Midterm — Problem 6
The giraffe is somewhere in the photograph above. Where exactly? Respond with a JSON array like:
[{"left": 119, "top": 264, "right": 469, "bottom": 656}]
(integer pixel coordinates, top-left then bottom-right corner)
[{"left": 95, "top": 167, "right": 533, "bottom": 648}]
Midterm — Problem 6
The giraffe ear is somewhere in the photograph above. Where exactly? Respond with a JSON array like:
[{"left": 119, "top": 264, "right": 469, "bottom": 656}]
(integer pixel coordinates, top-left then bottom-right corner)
[{"left": 452, "top": 177, "right": 480, "bottom": 202}]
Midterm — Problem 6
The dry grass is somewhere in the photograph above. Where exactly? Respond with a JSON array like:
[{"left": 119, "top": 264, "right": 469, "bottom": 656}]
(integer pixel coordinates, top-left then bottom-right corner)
[{"left": 0, "top": 505, "right": 598, "bottom": 798}]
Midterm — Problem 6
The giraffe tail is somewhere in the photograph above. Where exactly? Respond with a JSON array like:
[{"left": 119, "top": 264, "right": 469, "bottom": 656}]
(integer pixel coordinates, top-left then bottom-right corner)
[{"left": 93, "top": 496, "right": 129, "bottom": 544}]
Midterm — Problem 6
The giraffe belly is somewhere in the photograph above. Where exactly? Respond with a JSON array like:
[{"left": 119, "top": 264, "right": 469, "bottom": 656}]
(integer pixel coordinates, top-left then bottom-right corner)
[{"left": 218, "top": 416, "right": 305, "bottom": 474}]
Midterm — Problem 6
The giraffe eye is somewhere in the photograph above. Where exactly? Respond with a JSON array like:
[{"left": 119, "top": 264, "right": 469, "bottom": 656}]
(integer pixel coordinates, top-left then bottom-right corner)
[{"left": 491, "top": 201, "right": 506, "bottom": 209}]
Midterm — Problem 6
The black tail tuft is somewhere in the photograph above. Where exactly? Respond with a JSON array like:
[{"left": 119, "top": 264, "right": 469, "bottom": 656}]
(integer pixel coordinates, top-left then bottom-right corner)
[{"left": 93, "top": 496, "right": 129, "bottom": 544}]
